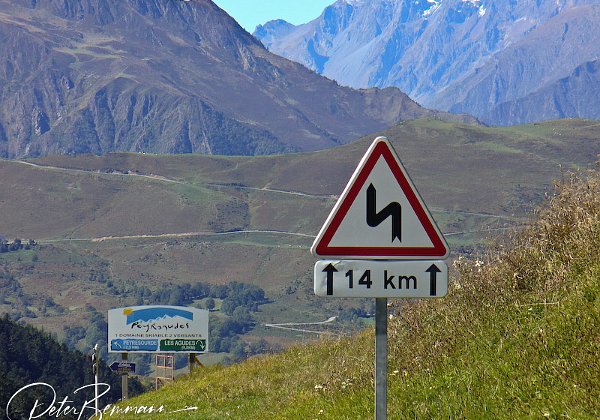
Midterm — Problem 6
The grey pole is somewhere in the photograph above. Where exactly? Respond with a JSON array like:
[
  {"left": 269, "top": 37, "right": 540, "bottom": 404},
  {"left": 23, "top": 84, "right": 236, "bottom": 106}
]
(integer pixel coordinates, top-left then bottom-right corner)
[
  {"left": 92, "top": 344, "right": 99, "bottom": 414},
  {"left": 121, "top": 353, "right": 129, "bottom": 400},
  {"left": 375, "top": 298, "right": 388, "bottom": 420}
]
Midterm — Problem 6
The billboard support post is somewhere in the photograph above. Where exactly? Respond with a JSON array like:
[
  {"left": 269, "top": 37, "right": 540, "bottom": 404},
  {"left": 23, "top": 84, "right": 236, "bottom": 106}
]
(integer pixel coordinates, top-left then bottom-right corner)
[{"left": 121, "top": 353, "right": 129, "bottom": 401}]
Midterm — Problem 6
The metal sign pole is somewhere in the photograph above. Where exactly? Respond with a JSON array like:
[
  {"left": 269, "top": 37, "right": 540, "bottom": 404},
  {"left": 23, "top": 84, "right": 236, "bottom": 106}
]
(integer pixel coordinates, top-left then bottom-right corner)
[
  {"left": 122, "top": 353, "right": 129, "bottom": 400},
  {"left": 92, "top": 344, "right": 99, "bottom": 414},
  {"left": 375, "top": 297, "right": 388, "bottom": 420}
]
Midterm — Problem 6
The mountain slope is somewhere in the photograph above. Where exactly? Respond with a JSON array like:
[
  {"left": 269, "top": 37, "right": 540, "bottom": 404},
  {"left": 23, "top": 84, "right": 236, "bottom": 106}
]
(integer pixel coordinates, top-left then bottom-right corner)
[
  {"left": 114, "top": 167, "right": 600, "bottom": 419},
  {"left": 0, "top": 118, "right": 598, "bottom": 356},
  {"left": 0, "top": 0, "right": 471, "bottom": 158},
  {"left": 483, "top": 59, "right": 600, "bottom": 125},
  {"left": 437, "top": 4, "right": 600, "bottom": 122},
  {"left": 4, "top": 118, "right": 598, "bottom": 241},
  {"left": 255, "top": 0, "right": 600, "bottom": 126}
]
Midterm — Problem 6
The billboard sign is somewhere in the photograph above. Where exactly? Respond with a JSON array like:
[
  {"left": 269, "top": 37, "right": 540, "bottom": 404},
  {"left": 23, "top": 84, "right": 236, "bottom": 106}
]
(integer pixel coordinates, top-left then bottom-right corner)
[{"left": 108, "top": 305, "right": 209, "bottom": 353}]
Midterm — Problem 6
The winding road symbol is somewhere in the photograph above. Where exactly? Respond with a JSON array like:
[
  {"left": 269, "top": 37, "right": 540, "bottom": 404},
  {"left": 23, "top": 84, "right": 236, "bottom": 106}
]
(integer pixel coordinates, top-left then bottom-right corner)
[
  {"left": 366, "top": 184, "right": 401, "bottom": 242},
  {"left": 311, "top": 136, "right": 449, "bottom": 259}
]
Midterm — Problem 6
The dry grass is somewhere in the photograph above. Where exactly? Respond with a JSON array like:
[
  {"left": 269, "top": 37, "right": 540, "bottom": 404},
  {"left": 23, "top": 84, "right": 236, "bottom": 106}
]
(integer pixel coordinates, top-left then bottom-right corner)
[{"left": 115, "top": 167, "right": 599, "bottom": 419}]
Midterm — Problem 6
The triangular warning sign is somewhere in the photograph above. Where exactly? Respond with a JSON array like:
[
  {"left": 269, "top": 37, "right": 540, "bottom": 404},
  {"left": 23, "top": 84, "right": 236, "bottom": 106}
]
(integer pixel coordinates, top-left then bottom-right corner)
[{"left": 311, "top": 136, "right": 449, "bottom": 259}]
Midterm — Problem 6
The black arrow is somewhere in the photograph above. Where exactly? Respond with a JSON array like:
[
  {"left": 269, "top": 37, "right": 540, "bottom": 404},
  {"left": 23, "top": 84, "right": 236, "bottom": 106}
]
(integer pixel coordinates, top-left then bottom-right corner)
[
  {"left": 426, "top": 264, "right": 441, "bottom": 296},
  {"left": 366, "top": 183, "right": 402, "bottom": 242},
  {"left": 322, "top": 263, "right": 338, "bottom": 296}
]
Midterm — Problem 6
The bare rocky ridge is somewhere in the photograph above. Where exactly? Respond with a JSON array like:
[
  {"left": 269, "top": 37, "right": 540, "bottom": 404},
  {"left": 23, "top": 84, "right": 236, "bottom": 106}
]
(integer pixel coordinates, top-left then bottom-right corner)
[
  {"left": 484, "top": 59, "right": 600, "bottom": 125},
  {"left": 0, "top": 0, "right": 473, "bottom": 158},
  {"left": 255, "top": 0, "right": 600, "bottom": 126}
]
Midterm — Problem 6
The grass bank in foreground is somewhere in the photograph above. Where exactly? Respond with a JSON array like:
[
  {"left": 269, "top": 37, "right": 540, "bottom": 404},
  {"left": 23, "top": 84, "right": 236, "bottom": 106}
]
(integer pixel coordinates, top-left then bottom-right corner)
[{"left": 115, "top": 168, "right": 599, "bottom": 419}]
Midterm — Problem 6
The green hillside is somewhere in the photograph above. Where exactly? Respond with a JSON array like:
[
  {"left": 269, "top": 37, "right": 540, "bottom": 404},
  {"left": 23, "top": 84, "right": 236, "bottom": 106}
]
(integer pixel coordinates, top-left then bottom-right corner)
[
  {"left": 113, "top": 167, "right": 599, "bottom": 419},
  {"left": 0, "top": 118, "right": 598, "bottom": 360}
]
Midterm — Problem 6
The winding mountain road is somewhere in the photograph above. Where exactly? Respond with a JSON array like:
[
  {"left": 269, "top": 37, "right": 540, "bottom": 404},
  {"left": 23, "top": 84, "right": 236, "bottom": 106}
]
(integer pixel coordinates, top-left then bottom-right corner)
[{"left": 9, "top": 159, "right": 522, "bottom": 244}]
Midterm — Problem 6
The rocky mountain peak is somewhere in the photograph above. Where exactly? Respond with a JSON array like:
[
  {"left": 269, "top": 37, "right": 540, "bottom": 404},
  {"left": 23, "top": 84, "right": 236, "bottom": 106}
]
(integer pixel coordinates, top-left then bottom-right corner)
[
  {"left": 19, "top": 0, "right": 262, "bottom": 56},
  {"left": 254, "top": 19, "right": 296, "bottom": 49},
  {"left": 255, "top": 0, "right": 600, "bottom": 125},
  {"left": 0, "top": 0, "right": 473, "bottom": 158}
]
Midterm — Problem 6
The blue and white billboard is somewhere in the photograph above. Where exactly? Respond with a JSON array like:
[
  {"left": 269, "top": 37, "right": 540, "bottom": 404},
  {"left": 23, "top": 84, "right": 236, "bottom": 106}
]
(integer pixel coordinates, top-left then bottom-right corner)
[{"left": 108, "top": 305, "right": 209, "bottom": 353}]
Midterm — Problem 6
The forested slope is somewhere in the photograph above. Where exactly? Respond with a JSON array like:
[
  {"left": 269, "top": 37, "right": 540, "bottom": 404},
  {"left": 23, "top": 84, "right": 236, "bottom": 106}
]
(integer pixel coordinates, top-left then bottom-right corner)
[{"left": 0, "top": 315, "right": 143, "bottom": 419}]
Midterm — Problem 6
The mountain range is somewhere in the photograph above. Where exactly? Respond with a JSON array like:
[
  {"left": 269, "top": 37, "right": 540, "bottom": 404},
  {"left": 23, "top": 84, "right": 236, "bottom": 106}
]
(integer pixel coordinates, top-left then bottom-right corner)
[
  {"left": 0, "top": 0, "right": 474, "bottom": 158},
  {"left": 255, "top": 0, "right": 600, "bottom": 126}
]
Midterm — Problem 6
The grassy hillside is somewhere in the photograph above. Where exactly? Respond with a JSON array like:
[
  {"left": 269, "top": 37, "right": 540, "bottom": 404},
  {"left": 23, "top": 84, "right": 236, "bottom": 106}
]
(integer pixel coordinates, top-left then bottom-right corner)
[
  {"left": 113, "top": 167, "right": 599, "bottom": 419},
  {"left": 0, "top": 118, "right": 598, "bottom": 356},
  {"left": 3, "top": 118, "right": 597, "bottom": 244}
]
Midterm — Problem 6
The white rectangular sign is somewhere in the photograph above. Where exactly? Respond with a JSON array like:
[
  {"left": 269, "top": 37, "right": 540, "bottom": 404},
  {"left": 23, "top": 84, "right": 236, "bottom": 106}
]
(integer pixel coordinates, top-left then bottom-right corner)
[
  {"left": 314, "top": 260, "right": 448, "bottom": 298},
  {"left": 108, "top": 305, "right": 209, "bottom": 353}
]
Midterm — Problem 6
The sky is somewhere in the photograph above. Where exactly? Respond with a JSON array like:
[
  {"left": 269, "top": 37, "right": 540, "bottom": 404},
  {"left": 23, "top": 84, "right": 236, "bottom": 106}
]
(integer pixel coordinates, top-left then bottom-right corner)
[{"left": 212, "top": 0, "right": 336, "bottom": 32}]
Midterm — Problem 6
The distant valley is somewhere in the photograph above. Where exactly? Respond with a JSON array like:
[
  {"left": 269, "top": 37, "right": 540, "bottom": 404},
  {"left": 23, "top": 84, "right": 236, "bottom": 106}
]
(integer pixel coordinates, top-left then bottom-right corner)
[{"left": 1, "top": 118, "right": 598, "bottom": 357}]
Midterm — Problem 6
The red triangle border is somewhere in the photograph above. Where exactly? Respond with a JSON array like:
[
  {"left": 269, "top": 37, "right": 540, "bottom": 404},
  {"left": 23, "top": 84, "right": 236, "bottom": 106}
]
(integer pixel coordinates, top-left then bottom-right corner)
[{"left": 313, "top": 139, "right": 448, "bottom": 258}]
